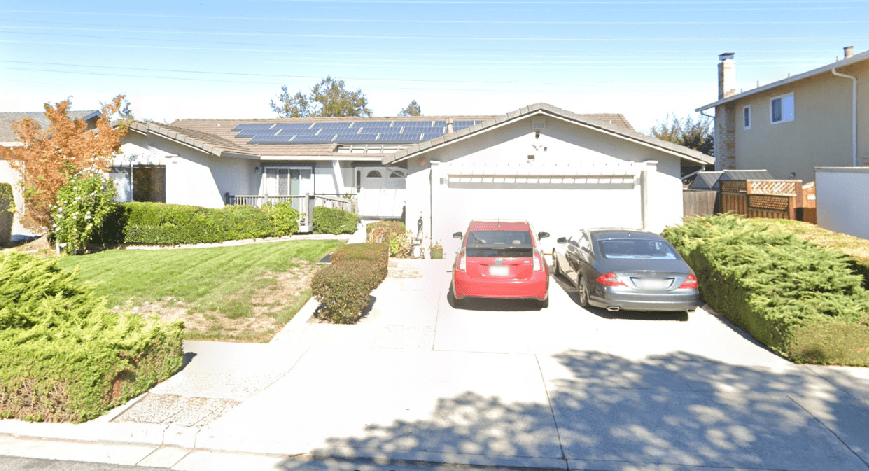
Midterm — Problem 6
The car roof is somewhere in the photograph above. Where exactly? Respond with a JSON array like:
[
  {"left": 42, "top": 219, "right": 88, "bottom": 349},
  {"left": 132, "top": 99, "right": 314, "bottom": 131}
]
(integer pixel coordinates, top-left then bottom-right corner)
[
  {"left": 586, "top": 229, "right": 662, "bottom": 240},
  {"left": 467, "top": 220, "right": 531, "bottom": 231}
]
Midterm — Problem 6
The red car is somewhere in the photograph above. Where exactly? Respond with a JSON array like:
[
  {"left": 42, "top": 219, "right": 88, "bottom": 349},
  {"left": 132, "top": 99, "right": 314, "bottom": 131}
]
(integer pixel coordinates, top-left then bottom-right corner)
[{"left": 450, "top": 220, "right": 550, "bottom": 309}]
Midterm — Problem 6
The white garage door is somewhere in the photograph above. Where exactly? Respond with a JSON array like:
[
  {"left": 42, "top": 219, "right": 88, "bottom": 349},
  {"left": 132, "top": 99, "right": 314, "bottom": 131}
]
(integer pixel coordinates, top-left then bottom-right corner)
[{"left": 432, "top": 164, "right": 644, "bottom": 256}]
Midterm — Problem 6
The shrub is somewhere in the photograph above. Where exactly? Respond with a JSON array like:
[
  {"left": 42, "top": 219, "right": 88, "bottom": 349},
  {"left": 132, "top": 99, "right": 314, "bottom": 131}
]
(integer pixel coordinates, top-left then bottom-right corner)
[
  {"left": 262, "top": 201, "right": 300, "bottom": 235},
  {"left": 0, "top": 252, "right": 184, "bottom": 422},
  {"left": 313, "top": 206, "right": 358, "bottom": 235},
  {"left": 663, "top": 215, "right": 869, "bottom": 366},
  {"left": 311, "top": 243, "right": 388, "bottom": 324},
  {"left": 366, "top": 221, "right": 412, "bottom": 257},
  {"left": 52, "top": 174, "right": 119, "bottom": 254}
]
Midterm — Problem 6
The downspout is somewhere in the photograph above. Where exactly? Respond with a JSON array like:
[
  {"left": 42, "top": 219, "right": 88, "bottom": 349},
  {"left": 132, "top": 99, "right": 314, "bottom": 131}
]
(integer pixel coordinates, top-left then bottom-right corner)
[
  {"left": 699, "top": 109, "right": 716, "bottom": 166},
  {"left": 831, "top": 67, "right": 858, "bottom": 167}
]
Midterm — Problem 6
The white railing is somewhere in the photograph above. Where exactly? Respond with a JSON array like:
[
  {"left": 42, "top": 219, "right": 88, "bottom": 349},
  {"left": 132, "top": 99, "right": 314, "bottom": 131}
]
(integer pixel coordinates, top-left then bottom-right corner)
[
  {"left": 227, "top": 194, "right": 355, "bottom": 232},
  {"left": 228, "top": 195, "right": 304, "bottom": 208}
]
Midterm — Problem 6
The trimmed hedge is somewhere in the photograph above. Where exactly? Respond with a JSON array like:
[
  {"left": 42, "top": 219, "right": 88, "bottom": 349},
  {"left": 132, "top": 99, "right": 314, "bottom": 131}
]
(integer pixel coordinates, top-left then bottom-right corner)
[
  {"left": 0, "top": 252, "right": 184, "bottom": 422},
  {"left": 663, "top": 215, "right": 869, "bottom": 366},
  {"left": 311, "top": 243, "right": 388, "bottom": 324},
  {"left": 313, "top": 206, "right": 359, "bottom": 235},
  {"left": 100, "top": 202, "right": 299, "bottom": 246}
]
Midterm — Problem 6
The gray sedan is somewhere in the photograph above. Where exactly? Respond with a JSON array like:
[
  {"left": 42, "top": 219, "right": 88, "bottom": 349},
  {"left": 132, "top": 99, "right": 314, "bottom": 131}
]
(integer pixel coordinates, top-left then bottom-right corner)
[{"left": 553, "top": 229, "right": 700, "bottom": 313}]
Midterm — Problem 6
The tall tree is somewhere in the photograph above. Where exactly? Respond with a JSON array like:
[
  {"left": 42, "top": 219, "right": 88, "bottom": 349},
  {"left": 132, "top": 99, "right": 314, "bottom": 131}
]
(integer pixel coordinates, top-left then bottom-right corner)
[
  {"left": 649, "top": 113, "right": 714, "bottom": 156},
  {"left": 398, "top": 100, "right": 422, "bottom": 117},
  {"left": 0, "top": 95, "right": 131, "bottom": 231},
  {"left": 271, "top": 76, "right": 372, "bottom": 118}
]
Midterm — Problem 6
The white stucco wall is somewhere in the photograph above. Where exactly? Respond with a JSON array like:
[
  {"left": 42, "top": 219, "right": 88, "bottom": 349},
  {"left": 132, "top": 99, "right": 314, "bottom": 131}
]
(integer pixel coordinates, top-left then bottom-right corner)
[
  {"left": 401, "top": 114, "right": 687, "bottom": 258},
  {"left": 816, "top": 167, "right": 869, "bottom": 240},
  {"left": 116, "top": 132, "right": 258, "bottom": 208}
]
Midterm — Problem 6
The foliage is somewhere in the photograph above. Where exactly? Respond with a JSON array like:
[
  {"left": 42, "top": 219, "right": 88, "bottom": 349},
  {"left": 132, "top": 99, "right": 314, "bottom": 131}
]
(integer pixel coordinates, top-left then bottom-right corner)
[
  {"left": 367, "top": 221, "right": 412, "bottom": 257},
  {"left": 649, "top": 112, "right": 714, "bottom": 156},
  {"left": 0, "top": 183, "right": 12, "bottom": 247},
  {"left": 399, "top": 100, "right": 422, "bottom": 117},
  {"left": 262, "top": 201, "right": 300, "bottom": 235},
  {"left": 0, "top": 182, "right": 13, "bottom": 213},
  {"left": 0, "top": 96, "right": 131, "bottom": 231},
  {"left": 52, "top": 174, "right": 119, "bottom": 254},
  {"left": 313, "top": 206, "right": 359, "bottom": 235},
  {"left": 0, "top": 252, "right": 183, "bottom": 422},
  {"left": 662, "top": 215, "right": 869, "bottom": 366},
  {"left": 271, "top": 76, "right": 372, "bottom": 118},
  {"left": 56, "top": 240, "right": 344, "bottom": 342},
  {"left": 311, "top": 243, "right": 388, "bottom": 324}
]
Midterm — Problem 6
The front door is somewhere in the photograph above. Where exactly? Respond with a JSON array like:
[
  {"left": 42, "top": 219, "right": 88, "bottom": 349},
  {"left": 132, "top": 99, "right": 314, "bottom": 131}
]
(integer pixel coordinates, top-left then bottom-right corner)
[
  {"left": 264, "top": 167, "right": 312, "bottom": 213},
  {"left": 357, "top": 167, "right": 405, "bottom": 219}
]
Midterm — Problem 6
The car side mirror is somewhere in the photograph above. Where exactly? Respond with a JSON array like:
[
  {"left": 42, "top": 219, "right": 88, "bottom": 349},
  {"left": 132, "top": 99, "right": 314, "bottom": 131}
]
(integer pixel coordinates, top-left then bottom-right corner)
[
  {"left": 538, "top": 232, "right": 550, "bottom": 239},
  {"left": 556, "top": 237, "right": 567, "bottom": 243},
  {"left": 453, "top": 231, "right": 463, "bottom": 239}
]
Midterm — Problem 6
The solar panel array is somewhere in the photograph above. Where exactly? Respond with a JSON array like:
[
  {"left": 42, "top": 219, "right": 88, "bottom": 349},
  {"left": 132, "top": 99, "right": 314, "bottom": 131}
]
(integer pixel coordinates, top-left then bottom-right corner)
[{"left": 233, "top": 120, "right": 483, "bottom": 145}]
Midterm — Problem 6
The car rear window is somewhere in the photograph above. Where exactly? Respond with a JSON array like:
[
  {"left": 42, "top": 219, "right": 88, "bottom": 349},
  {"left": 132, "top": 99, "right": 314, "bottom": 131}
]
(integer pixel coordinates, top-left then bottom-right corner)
[
  {"left": 598, "top": 239, "right": 677, "bottom": 260},
  {"left": 466, "top": 230, "right": 533, "bottom": 258}
]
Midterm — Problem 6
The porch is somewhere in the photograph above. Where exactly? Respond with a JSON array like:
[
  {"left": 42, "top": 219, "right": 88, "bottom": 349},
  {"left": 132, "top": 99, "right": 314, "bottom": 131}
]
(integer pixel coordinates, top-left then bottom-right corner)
[{"left": 227, "top": 194, "right": 355, "bottom": 233}]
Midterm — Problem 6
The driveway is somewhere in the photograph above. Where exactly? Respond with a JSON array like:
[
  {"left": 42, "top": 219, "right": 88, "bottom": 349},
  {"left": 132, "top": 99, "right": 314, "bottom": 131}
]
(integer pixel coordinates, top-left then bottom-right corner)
[{"left": 2, "top": 258, "right": 868, "bottom": 471}]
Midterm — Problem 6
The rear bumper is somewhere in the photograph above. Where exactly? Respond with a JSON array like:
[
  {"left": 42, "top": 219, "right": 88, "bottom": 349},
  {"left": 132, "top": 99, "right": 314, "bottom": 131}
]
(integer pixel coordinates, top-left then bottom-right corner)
[
  {"left": 588, "top": 289, "right": 700, "bottom": 312},
  {"left": 453, "top": 271, "right": 549, "bottom": 300}
]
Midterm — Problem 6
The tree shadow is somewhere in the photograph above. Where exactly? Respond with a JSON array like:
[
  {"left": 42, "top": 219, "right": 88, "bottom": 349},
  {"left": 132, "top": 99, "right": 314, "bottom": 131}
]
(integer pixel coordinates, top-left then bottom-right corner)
[{"left": 275, "top": 350, "right": 869, "bottom": 470}]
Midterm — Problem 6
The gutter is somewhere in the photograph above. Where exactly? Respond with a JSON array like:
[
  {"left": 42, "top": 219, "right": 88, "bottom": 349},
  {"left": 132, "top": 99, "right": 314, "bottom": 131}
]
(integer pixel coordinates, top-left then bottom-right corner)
[{"left": 831, "top": 67, "right": 858, "bottom": 167}]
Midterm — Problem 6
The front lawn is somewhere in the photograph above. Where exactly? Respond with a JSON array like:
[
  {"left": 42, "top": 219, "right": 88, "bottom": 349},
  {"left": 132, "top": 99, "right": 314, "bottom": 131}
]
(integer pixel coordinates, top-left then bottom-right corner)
[{"left": 57, "top": 240, "right": 344, "bottom": 342}]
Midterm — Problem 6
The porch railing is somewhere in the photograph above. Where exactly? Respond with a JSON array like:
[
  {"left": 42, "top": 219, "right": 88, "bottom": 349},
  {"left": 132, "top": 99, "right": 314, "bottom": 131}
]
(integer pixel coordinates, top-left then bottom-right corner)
[{"left": 227, "top": 194, "right": 355, "bottom": 232}]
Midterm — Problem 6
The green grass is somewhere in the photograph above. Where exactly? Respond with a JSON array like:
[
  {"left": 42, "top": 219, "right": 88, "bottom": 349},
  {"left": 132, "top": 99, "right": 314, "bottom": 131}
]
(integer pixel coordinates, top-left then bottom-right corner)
[{"left": 56, "top": 240, "right": 344, "bottom": 341}]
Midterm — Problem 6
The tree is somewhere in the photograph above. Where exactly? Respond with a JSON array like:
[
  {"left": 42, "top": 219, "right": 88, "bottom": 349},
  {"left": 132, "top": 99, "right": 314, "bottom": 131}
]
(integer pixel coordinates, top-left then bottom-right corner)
[
  {"left": 398, "top": 100, "right": 421, "bottom": 117},
  {"left": 649, "top": 113, "right": 714, "bottom": 157},
  {"left": 0, "top": 95, "right": 131, "bottom": 231},
  {"left": 271, "top": 76, "right": 372, "bottom": 118}
]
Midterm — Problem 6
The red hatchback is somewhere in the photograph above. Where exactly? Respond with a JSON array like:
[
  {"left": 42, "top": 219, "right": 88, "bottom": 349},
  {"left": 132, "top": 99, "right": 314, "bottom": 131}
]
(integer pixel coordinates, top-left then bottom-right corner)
[{"left": 450, "top": 220, "right": 550, "bottom": 308}]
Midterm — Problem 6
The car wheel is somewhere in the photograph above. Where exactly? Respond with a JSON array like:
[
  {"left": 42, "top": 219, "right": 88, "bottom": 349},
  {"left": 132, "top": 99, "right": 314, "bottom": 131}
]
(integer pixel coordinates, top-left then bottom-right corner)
[
  {"left": 577, "top": 276, "right": 590, "bottom": 308},
  {"left": 449, "top": 285, "right": 463, "bottom": 308}
]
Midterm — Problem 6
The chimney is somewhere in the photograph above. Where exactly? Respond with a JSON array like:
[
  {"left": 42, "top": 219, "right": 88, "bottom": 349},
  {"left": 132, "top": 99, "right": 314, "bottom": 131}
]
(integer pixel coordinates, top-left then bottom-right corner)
[
  {"left": 718, "top": 52, "right": 736, "bottom": 99},
  {"left": 844, "top": 46, "right": 854, "bottom": 60}
]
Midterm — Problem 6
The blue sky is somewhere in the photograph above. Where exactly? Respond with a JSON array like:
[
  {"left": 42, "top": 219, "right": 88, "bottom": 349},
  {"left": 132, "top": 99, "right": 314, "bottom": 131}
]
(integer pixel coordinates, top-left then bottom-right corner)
[{"left": 1, "top": 0, "right": 867, "bottom": 132}]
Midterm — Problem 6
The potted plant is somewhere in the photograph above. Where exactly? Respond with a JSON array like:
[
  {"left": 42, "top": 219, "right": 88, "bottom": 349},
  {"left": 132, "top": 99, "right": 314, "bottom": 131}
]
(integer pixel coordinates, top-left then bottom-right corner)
[{"left": 429, "top": 240, "right": 444, "bottom": 259}]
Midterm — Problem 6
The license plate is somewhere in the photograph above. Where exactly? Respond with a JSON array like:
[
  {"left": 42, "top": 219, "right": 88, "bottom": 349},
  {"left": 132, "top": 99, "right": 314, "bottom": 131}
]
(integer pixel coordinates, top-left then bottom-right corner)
[
  {"left": 489, "top": 265, "right": 510, "bottom": 277},
  {"left": 632, "top": 278, "right": 672, "bottom": 289}
]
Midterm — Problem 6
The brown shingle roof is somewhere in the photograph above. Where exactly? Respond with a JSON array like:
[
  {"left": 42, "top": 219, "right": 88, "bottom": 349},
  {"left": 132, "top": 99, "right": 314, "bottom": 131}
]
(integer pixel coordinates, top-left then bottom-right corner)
[{"left": 0, "top": 110, "right": 100, "bottom": 144}]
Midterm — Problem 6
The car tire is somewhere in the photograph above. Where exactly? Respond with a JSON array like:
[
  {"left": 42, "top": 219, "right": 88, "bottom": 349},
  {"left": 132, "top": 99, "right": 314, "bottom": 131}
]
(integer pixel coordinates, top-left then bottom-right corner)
[
  {"left": 577, "top": 276, "right": 590, "bottom": 308},
  {"left": 449, "top": 285, "right": 463, "bottom": 308}
]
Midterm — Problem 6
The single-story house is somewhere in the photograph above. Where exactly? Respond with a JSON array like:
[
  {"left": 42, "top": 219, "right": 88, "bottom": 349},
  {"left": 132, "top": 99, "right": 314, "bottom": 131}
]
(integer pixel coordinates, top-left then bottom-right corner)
[{"left": 697, "top": 47, "right": 868, "bottom": 181}]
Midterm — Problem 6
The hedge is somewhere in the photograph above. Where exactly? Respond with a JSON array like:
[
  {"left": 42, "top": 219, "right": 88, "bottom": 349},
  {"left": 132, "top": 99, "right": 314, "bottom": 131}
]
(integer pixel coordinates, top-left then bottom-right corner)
[
  {"left": 366, "top": 221, "right": 412, "bottom": 257},
  {"left": 311, "top": 243, "right": 388, "bottom": 324},
  {"left": 313, "top": 206, "right": 358, "bottom": 235},
  {"left": 98, "top": 201, "right": 299, "bottom": 246},
  {"left": 662, "top": 215, "right": 869, "bottom": 366},
  {"left": 0, "top": 252, "right": 184, "bottom": 422}
]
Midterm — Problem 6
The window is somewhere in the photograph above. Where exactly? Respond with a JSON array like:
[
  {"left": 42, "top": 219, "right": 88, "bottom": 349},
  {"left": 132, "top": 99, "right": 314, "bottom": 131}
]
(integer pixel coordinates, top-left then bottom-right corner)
[
  {"left": 366, "top": 170, "right": 382, "bottom": 178},
  {"left": 771, "top": 93, "right": 794, "bottom": 124},
  {"left": 743, "top": 105, "right": 751, "bottom": 129}
]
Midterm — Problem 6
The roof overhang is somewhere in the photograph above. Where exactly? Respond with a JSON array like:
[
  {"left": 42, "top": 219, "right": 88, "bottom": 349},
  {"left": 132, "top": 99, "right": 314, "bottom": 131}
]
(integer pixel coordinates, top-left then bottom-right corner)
[
  {"left": 384, "top": 103, "right": 713, "bottom": 166},
  {"left": 696, "top": 49, "right": 869, "bottom": 112}
]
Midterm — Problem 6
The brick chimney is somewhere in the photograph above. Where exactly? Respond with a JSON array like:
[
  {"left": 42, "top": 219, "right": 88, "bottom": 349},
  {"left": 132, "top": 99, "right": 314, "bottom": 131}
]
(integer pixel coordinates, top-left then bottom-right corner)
[
  {"left": 844, "top": 46, "right": 854, "bottom": 60},
  {"left": 718, "top": 52, "right": 736, "bottom": 99}
]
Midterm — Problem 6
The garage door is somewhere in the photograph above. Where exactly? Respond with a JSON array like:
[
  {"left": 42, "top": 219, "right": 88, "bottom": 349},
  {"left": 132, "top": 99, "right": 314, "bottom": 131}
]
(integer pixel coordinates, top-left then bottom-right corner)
[{"left": 432, "top": 163, "right": 644, "bottom": 255}]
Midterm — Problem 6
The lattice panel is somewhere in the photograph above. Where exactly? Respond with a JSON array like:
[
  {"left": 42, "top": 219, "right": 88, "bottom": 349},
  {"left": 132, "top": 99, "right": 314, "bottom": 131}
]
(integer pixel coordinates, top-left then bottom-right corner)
[
  {"left": 720, "top": 180, "right": 747, "bottom": 193},
  {"left": 748, "top": 194, "right": 791, "bottom": 211},
  {"left": 749, "top": 180, "right": 797, "bottom": 195}
]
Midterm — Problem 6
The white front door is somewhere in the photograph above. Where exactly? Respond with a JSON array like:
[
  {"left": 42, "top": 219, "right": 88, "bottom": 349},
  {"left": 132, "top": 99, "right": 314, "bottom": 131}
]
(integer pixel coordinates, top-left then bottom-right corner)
[{"left": 357, "top": 167, "right": 406, "bottom": 219}]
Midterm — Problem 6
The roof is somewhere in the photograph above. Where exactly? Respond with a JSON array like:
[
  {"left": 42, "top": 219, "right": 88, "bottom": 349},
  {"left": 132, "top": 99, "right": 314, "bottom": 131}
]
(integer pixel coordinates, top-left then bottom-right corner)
[
  {"left": 128, "top": 111, "right": 637, "bottom": 160},
  {"left": 0, "top": 110, "right": 100, "bottom": 144},
  {"left": 719, "top": 169, "right": 775, "bottom": 181},
  {"left": 384, "top": 103, "right": 714, "bottom": 166},
  {"left": 467, "top": 220, "right": 532, "bottom": 231},
  {"left": 688, "top": 171, "right": 724, "bottom": 190},
  {"left": 697, "top": 48, "right": 869, "bottom": 111}
]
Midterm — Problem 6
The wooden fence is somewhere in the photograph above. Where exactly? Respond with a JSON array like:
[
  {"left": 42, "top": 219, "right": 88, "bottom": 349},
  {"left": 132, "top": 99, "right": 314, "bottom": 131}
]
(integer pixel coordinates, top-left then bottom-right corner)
[
  {"left": 719, "top": 179, "right": 803, "bottom": 220},
  {"left": 683, "top": 190, "right": 718, "bottom": 217}
]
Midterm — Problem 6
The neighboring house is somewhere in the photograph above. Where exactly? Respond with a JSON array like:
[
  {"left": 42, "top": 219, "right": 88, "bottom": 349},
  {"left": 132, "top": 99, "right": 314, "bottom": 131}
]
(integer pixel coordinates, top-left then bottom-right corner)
[
  {"left": 0, "top": 110, "right": 100, "bottom": 235},
  {"left": 696, "top": 47, "right": 868, "bottom": 182},
  {"left": 815, "top": 167, "right": 869, "bottom": 240},
  {"left": 381, "top": 103, "right": 713, "bottom": 256}
]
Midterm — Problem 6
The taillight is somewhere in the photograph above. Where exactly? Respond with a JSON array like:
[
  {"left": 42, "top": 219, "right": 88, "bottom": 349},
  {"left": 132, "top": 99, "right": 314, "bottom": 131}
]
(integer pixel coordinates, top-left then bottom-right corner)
[
  {"left": 532, "top": 249, "right": 543, "bottom": 272},
  {"left": 456, "top": 249, "right": 466, "bottom": 272},
  {"left": 596, "top": 272, "right": 626, "bottom": 287},
  {"left": 677, "top": 274, "right": 698, "bottom": 289}
]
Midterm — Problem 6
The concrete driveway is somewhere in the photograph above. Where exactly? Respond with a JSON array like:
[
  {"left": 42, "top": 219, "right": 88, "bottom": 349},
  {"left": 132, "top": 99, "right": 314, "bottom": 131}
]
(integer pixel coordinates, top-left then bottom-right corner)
[{"left": 2, "top": 258, "right": 868, "bottom": 471}]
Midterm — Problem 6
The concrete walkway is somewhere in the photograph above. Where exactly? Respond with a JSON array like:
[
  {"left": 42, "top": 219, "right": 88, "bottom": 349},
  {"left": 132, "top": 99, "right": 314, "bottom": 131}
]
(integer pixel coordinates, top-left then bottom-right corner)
[{"left": 1, "top": 258, "right": 869, "bottom": 471}]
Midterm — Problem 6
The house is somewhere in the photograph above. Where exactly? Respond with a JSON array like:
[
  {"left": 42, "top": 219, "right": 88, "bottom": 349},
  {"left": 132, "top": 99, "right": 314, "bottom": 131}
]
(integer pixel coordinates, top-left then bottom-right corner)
[
  {"left": 696, "top": 47, "right": 868, "bottom": 181},
  {"left": 0, "top": 110, "right": 101, "bottom": 236},
  {"left": 381, "top": 103, "right": 713, "bottom": 255}
]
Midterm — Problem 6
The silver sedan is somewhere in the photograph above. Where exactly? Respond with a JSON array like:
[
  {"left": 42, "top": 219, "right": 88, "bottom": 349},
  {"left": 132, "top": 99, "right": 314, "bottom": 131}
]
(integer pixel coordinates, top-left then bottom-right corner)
[{"left": 553, "top": 229, "right": 701, "bottom": 313}]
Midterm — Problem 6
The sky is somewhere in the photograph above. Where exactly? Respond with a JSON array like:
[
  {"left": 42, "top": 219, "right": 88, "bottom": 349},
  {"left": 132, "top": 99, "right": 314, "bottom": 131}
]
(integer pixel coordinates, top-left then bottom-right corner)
[{"left": 1, "top": 0, "right": 867, "bottom": 133}]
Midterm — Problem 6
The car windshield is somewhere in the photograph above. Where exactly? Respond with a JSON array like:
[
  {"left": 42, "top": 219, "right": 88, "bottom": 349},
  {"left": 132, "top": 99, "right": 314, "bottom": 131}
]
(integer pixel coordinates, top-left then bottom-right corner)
[
  {"left": 598, "top": 239, "right": 678, "bottom": 260},
  {"left": 466, "top": 230, "right": 533, "bottom": 258}
]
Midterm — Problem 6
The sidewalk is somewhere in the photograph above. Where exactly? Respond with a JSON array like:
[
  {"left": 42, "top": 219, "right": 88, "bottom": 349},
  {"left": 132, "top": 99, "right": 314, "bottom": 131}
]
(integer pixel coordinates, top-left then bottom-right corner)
[{"left": 2, "top": 257, "right": 869, "bottom": 471}]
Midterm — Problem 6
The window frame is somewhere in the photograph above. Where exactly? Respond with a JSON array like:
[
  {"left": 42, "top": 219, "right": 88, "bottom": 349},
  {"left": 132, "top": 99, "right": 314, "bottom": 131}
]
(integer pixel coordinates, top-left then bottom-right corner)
[
  {"left": 743, "top": 105, "right": 751, "bottom": 130},
  {"left": 770, "top": 93, "right": 795, "bottom": 124}
]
